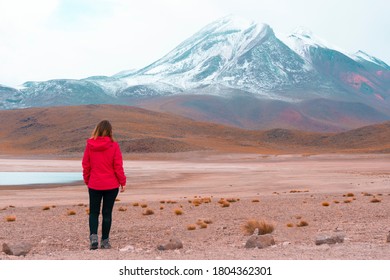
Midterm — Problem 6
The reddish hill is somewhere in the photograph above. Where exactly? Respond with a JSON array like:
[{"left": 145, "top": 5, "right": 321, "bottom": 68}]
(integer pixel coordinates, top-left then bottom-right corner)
[{"left": 0, "top": 105, "right": 389, "bottom": 156}]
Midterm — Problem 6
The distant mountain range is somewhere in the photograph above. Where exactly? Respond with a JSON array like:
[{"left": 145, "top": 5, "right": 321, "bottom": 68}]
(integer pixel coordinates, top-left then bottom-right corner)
[{"left": 1, "top": 16, "right": 389, "bottom": 132}]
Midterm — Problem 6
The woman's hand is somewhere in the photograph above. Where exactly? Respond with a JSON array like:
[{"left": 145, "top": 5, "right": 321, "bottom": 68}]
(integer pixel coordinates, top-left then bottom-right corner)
[{"left": 120, "top": 185, "right": 126, "bottom": 193}]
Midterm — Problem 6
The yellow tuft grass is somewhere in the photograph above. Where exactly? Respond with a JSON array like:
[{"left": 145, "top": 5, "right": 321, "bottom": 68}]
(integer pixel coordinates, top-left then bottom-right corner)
[
  {"left": 160, "top": 205, "right": 164, "bottom": 210},
  {"left": 5, "top": 215, "right": 16, "bottom": 222},
  {"left": 132, "top": 202, "right": 139, "bottom": 207},
  {"left": 174, "top": 208, "right": 183, "bottom": 215},
  {"left": 198, "top": 222, "right": 208, "bottom": 229},
  {"left": 86, "top": 208, "right": 90, "bottom": 215},
  {"left": 221, "top": 201, "right": 230, "bottom": 207},
  {"left": 286, "top": 223, "right": 294, "bottom": 228},
  {"left": 140, "top": 203, "right": 148, "bottom": 208},
  {"left": 192, "top": 199, "right": 202, "bottom": 206},
  {"left": 143, "top": 209, "right": 154, "bottom": 215},
  {"left": 322, "top": 202, "right": 330, "bottom": 207},
  {"left": 242, "top": 219, "right": 274, "bottom": 235},
  {"left": 187, "top": 224, "right": 196, "bottom": 230},
  {"left": 118, "top": 206, "right": 127, "bottom": 212},
  {"left": 217, "top": 198, "right": 225, "bottom": 204},
  {"left": 115, "top": 198, "right": 120, "bottom": 202},
  {"left": 297, "top": 220, "right": 308, "bottom": 227}
]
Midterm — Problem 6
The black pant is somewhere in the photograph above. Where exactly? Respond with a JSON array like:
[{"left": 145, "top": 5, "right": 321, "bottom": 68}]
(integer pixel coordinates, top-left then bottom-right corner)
[{"left": 88, "top": 188, "right": 119, "bottom": 240}]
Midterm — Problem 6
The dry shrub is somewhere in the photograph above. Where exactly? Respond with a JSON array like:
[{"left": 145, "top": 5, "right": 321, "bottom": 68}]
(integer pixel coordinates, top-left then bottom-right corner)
[
  {"left": 192, "top": 199, "right": 202, "bottom": 207},
  {"left": 187, "top": 224, "right": 196, "bottom": 230},
  {"left": 226, "top": 198, "right": 237, "bottom": 203},
  {"left": 333, "top": 200, "right": 340, "bottom": 204},
  {"left": 160, "top": 206, "right": 164, "bottom": 210},
  {"left": 202, "top": 197, "right": 212, "bottom": 203},
  {"left": 251, "top": 199, "right": 260, "bottom": 203},
  {"left": 370, "top": 198, "right": 381, "bottom": 203},
  {"left": 217, "top": 198, "right": 225, "bottom": 204},
  {"left": 362, "top": 192, "right": 372, "bottom": 196},
  {"left": 67, "top": 210, "right": 76, "bottom": 216},
  {"left": 297, "top": 220, "right": 308, "bottom": 227},
  {"left": 51, "top": 205, "right": 56, "bottom": 208},
  {"left": 86, "top": 208, "right": 90, "bottom": 215},
  {"left": 5, "top": 215, "right": 16, "bottom": 222},
  {"left": 140, "top": 203, "right": 148, "bottom": 208},
  {"left": 118, "top": 206, "right": 127, "bottom": 212},
  {"left": 42, "top": 206, "right": 51, "bottom": 211},
  {"left": 132, "top": 202, "right": 139, "bottom": 207},
  {"left": 199, "top": 222, "right": 208, "bottom": 229},
  {"left": 322, "top": 202, "right": 330, "bottom": 207},
  {"left": 204, "top": 219, "right": 213, "bottom": 224},
  {"left": 77, "top": 203, "right": 85, "bottom": 206},
  {"left": 286, "top": 223, "right": 294, "bottom": 228},
  {"left": 160, "top": 200, "right": 166, "bottom": 204},
  {"left": 221, "top": 201, "right": 230, "bottom": 208},
  {"left": 115, "top": 198, "right": 120, "bottom": 202},
  {"left": 346, "top": 193, "right": 355, "bottom": 197},
  {"left": 295, "top": 215, "right": 302, "bottom": 219},
  {"left": 174, "top": 208, "right": 183, "bottom": 215},
  {"left": 167, "top": 200, "right": 177, "bottom": 204},
  {"left": 344, "top": 199, "right": 352, "bottom": 203},
  {"left": 143, "top": 209, "right": 154, "bottom": 215},
  {"left": 242, "top": 219, "right": 274, "bottom": 235}
]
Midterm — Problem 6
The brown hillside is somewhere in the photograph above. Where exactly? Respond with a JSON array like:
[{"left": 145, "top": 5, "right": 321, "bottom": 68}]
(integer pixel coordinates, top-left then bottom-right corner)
[{"left": 0, "top": 105, "right": 389, "bottom": 156}]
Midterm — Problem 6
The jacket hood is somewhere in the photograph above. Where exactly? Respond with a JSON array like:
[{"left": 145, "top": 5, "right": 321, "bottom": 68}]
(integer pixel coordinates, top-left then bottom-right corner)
[{"left": 87, "top": 136, "right": 114, "bottom": 151}]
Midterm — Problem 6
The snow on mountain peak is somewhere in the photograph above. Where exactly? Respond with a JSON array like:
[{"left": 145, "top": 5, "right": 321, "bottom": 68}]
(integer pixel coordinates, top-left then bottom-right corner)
[{"left": 351, "top": 50, "right": 390, "bottom": 69}]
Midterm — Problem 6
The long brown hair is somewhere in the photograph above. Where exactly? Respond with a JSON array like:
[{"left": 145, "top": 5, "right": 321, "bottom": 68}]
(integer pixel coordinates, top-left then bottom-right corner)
[{"left": 91, "top": 120, "right": 114, "bottom": 141}]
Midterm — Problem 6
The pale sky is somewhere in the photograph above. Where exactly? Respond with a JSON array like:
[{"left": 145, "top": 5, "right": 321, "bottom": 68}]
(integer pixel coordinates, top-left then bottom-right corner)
[{"left": 0, "top": 0, "right": 389, "bottom": 87}]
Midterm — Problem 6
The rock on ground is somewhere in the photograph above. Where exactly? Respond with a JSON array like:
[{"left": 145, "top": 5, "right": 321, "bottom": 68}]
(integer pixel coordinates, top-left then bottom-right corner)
[
  {"left": 245, "top": 234, "right": 275, "bottom": 249},
  {"left": 2, "top": 242, "right": 33, "bottom": 256}
]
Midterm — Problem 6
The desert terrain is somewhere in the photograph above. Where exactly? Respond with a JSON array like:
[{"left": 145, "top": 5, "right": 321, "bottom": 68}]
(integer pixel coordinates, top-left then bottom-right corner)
[
  {"left": 1, "top": 105, "right": 390, "bottom": 260},
  {"left": 1, "top": 152, "right": 390, "bottom": 260}
]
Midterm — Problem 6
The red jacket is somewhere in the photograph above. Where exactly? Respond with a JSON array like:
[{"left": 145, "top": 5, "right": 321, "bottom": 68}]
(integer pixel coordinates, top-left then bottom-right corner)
[{"left": 82, "top": 136, "right": 126, "bottom": 190}]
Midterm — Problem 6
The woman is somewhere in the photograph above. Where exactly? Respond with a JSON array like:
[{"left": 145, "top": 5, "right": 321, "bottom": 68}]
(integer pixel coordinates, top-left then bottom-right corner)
[{"left": 82, "top": 120, "right": 126, "bottom": 250}]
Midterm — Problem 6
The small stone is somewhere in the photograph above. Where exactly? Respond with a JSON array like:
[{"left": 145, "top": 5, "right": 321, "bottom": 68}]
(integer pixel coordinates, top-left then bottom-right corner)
[
  {"left": 157, "top": 237, "right": 183, "bottom": 251},
  {"left": 245, "top": 234, "right": 275, "bottom": 249},
  {"left": 2, "top": 242, "right": 33, "bottom": 256},
  {"left": 119, "top": 245, "right": 135, "bottom": 252},
  {"left": 315, "top": 233, "right": 345, "bottom": 245}
]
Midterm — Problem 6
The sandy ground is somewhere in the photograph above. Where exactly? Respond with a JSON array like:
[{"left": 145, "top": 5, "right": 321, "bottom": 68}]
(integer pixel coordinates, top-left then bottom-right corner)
[{"left": 1, "top": 153, "right": 390, "bottom": 260}]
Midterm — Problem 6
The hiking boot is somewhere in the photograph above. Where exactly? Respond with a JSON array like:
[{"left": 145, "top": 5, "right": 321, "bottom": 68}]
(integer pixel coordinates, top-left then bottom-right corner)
[
  {"left": 100, "top": 238, "right": 111, "bottom": 249},
  {"left": 90, "top": 234, "right": 98, "bottom": 250}
]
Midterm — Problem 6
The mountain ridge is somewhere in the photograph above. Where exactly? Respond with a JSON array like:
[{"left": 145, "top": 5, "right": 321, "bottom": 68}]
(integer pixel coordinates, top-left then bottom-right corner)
[
  {"left": 1, "top": 105, "right": 389, "bottom": 156},
  {"left": 1, "top": 15, "right": 389, "bottom": 132}
]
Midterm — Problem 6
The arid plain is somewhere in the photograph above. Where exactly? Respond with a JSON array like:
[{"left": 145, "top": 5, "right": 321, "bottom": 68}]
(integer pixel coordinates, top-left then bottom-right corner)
[{"left": 1, "top": 105, "right": 390, "bottom": 259}]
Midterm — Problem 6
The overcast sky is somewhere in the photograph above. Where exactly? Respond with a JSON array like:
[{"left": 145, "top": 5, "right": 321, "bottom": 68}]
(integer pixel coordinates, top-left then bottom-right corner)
[{"left": 1, "top": 0, "right": 389, "bottom": 86}]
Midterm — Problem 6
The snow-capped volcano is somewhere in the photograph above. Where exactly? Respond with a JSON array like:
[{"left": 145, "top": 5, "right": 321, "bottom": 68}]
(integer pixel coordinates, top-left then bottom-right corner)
[
  {"left": 1, "top": 15, "right": 389, "bottom": 132},
  {"left": 118, "top": 16, "right": 272, "bottom": 89}
]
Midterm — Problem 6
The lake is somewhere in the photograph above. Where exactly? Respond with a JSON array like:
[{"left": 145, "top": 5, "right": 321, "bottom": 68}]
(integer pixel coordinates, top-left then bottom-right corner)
[{"left": 0, "top": 172, "right": 83, "bottom": 186}]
